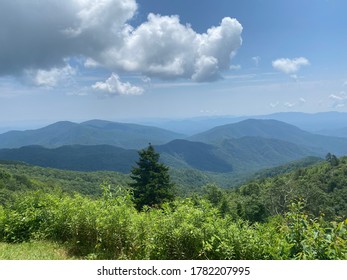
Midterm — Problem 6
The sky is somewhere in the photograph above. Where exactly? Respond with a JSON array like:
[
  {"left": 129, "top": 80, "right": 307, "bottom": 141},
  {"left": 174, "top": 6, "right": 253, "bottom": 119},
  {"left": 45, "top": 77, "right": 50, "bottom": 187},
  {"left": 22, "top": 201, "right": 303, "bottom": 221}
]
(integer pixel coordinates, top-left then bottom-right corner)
[{"left": 1, "top": 0, "right": 347, "bottom": 126}]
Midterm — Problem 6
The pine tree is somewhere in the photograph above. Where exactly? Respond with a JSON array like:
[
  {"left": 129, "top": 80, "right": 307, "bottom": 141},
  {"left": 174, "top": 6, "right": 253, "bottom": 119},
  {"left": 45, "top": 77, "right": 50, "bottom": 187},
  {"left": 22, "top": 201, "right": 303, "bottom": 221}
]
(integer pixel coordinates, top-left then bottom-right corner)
[{"left": 130, "top": 144, "right": 174, "bottom": 210}]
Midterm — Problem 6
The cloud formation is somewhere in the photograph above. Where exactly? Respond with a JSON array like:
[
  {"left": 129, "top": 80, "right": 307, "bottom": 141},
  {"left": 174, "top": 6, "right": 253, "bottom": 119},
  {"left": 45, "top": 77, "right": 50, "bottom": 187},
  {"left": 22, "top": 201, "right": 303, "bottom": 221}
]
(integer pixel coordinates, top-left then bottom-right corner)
[
  {"left": 0, "top": 0, "right": 137, "bottom": 75},
  {"left": 92, "top": 73, "right": 144, "bottom": 96},
  {"left": 97, "top": 14, "right": 243, "bottom": 82},
  {"left": 272, "top": 57, "right": 310, "bottom": 74},
  {"left": 25, "top": 64, "right": 76, "bottom": 88},
  {"left": 329, "top": 91, "right": 347, "bottom": 108},
  {"left": 0, "top": 1, "right": 243, "bottom": 83}
]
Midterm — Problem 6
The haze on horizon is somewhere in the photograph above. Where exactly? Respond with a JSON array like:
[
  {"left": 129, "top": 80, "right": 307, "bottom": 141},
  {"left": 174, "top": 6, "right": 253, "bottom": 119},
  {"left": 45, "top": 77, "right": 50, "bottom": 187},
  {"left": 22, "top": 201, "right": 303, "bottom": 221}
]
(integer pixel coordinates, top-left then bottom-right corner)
[{"left": 1, "top": 0, "right": 347, "bottom": 125}]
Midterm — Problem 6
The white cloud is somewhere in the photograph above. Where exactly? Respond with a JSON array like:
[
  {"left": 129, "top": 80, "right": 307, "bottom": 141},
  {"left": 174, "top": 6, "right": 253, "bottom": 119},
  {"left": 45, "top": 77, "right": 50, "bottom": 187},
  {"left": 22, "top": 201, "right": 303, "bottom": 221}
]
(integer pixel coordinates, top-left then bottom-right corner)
[
  {"left": 0, "top": 0, "right": 137, "bottom": 75},
  {"left": 192, "top": 56, "right": 220, "bottom": 82},
  {"left": 25, "top": 64, "right": 76, "bottom": 88},
  {"left": 141, "top": 76, "right": 151, "bottom": 83},
  {"left": 84, "top": 58, "right": 100, "bottom": 68},
  {"left": 0, "top": 1, "right": 243, "bottom": 83},
  {"left": 329, "top": 92, "right": 347, "bottom": 101},
  {"left": 252, "top": 56, "right": 261, "bottom": 67},
  {"left": 269, "top": 101, "right": 279, "bottom": 108},
  {"left": 329, "top": 94, "right": 343, "bottom": 101},
  {"left": 272, "top": 57, "right": 310, "bottom": 74},
  {"left": 284, "top": 102, "right": 295, "bottom": 108},
  {"left": 92, "top": 73, "right": 144, "bottom": 96},
  {"left": 290, "top": 74, "right": 299, "bottom": 81},
  {"left": 329, "top": 91, "right": 347, "bottom": 108},
  {"left": 99, "top": 14, "right": 243, "bottom": 82},
  {"left": 229, "top": 64, "right": 241, "bottom": 70}
]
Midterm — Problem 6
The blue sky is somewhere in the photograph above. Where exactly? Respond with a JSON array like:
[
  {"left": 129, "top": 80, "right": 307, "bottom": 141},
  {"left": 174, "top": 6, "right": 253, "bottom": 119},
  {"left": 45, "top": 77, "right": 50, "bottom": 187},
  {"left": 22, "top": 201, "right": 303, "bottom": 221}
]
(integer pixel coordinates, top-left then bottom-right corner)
[{"left": 0, "top": 0, "right": 347, "bottom": 126}]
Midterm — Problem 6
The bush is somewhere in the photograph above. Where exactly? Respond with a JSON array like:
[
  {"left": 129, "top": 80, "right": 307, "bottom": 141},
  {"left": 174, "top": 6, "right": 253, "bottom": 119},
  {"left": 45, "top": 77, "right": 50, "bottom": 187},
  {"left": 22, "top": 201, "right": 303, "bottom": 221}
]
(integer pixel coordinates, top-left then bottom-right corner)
[
  {"left": 283, "top": 200, "right": 347, "bottom": 259},
  {"left": 0, "top": 188, "right": 346, "bottom": 260}
]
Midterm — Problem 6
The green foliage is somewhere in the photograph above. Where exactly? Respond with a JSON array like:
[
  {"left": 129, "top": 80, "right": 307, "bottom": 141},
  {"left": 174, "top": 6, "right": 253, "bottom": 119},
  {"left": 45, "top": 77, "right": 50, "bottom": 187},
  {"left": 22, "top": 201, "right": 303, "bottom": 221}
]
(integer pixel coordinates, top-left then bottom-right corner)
[
  {"left": 1, "top": 155, "right": 347, "bottom": 260},
  {"left": 220, "top": 156, "right": 347, "bottom": 223},
  {"left": 0, "top": 241, "right": 73, "bottom": 260},
  {"left": 283, "top": 200, "right": 347, "bottom": 259},
  {"left": 130, "top": 144, "right": 174, "bottom": 210},
  {"left": 326, "top": 153, "right": 339, "bottom": 167},
  {"left": 0, "top": 162, "right": 130, "bottom": 198},
  {"left": 0, "top": 187, "right": 346, "bottom": 260}
]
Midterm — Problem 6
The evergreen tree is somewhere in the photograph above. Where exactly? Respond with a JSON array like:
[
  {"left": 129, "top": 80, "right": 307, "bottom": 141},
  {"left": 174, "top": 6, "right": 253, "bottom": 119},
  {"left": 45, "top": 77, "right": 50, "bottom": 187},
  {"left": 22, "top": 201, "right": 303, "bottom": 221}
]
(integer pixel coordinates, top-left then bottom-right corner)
[
  {"left": 130, "top": 144, "right": 174, "bottom": 210},
  {"left": 326, "top": 153, "right": 339, "bottom": 166}
]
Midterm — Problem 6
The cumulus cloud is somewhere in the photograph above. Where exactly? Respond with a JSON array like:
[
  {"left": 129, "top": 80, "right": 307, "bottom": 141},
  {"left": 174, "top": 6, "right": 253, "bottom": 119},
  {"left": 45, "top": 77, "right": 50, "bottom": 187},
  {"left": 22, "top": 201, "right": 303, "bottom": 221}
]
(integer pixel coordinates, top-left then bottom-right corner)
[
  {"left": 0, "top": 1, "right": 243, "bottom": 83},
  {"left": 92, "top": 73, "right": 144, "bottom": 96},
  {"left": 99, "top": 14, "right": 243, "bottom": 82},
  {"left": 25, "top": 64, "right": 76, "bottom": 88},
  {"left": 272, "top": 57, "right": 310, "bottom": 74},
  {"left": 0, "top": 0, "right": 137, "bottom": 76}
]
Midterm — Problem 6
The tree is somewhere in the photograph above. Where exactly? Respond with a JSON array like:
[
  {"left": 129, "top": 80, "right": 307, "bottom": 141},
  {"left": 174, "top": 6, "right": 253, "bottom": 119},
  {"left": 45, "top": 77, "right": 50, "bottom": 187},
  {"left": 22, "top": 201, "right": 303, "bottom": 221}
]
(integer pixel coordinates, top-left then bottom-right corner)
[
  {"left": 326, "top": 153, "right": 339, "bottom": 166},
  {"left": 130, "top": 144, "right": 174, "bottom": 210}
]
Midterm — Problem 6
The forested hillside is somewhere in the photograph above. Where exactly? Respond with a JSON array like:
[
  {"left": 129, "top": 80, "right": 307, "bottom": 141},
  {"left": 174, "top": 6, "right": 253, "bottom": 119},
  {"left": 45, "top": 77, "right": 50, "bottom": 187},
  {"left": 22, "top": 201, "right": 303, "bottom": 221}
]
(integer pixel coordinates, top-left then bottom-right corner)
[
  {"left": 204, "top": 155, "right": 347, "bottom": 223},
  {"left": 0, "top": 137, "right": 317, "bottom": 174},
  {"left": 0, "top": 155, "right": 347, "bottom": 260},
  {"left": 0, "top": 145, "right": 138, "bottom": 172}
]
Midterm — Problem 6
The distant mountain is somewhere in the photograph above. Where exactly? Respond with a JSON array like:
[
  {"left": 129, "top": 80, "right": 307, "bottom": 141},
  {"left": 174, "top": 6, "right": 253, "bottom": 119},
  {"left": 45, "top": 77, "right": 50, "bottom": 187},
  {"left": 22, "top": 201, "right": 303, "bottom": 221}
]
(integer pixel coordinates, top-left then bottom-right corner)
[
  {"left": 142, "top": 116, "right": 246, "bottom": 135},
  {"left": 1, "top": 117, "right": 344, "bottom": 174},
  {"left": 189, "top": 119, "right": 347, "bottom": 156},
  {"left": 143, "top": 111, "right": 347, "bottom": 135},
  {"left": 317, "top": 127, "right": 347, "bottom": 138},
  {"left": 260, "top": 111, "right": 347, "bottom": 132},
  {"left": 0, "top": 120, "right": 185, "bottom": 149},
  {"left": 0, "top": 145, "right": 138, "bottom": 173}
]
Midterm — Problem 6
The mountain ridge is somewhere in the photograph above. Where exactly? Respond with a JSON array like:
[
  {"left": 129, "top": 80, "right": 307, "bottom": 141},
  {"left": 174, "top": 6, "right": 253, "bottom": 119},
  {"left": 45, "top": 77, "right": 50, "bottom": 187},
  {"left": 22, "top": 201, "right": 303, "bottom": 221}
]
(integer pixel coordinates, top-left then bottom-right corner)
[
  {"left": 188, "top": 119, "right": 347, "bottom": 156},
  {"left": 0, "top": 135, "right": 318, "bottom": 174},
  {"left": 0, "top": 120, "right": 185, "bottom": 149},
  {"left": 0, "top": 117, "right": 345, "bottom": 174}
]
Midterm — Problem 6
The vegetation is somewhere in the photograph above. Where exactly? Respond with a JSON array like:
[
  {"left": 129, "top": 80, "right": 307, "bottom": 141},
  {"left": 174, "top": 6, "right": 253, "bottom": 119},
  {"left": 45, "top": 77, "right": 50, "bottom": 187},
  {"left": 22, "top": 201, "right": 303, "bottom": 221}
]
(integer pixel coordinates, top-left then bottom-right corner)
[
  {"left": 0, "top": 186, "right": 346, "bottom": 260},
  {"left": 130, "top": 144, "right": 174, "bottom": 210},
  {"left": 0, "top": 160, "right": 131, "bottom": 206},
  {"left": 0, "top": 154, "right": 347, "bottom": 260},
  {"left": 214, "top": 155, "right": 347, "bottom": 223},
  {"left": 0, "top": 241, "right": 73, "bottom": 260}
]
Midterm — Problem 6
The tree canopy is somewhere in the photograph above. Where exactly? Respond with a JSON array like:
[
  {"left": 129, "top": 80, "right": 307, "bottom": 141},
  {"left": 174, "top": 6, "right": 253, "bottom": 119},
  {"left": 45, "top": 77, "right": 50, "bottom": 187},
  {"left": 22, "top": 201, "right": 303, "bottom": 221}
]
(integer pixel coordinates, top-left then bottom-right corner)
[{"left": 130, "top": 144, "right": 174, "bottom": 210}]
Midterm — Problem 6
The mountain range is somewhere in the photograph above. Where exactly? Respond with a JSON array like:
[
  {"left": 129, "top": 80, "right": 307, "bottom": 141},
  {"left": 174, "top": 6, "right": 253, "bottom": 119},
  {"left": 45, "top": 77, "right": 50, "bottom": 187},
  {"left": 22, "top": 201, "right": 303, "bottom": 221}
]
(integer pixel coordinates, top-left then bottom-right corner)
[
  {"left": 189, "top": 119, "right": 347, "bottom": 156},
  {"left": 0, "top": 120, "right": 184, "bottom": 149},
  {"left": 0, "top": 117, "right": 345, "bottom": 174},
  {"left": 141, "top": 111, "right": 347, "bottom": 135}
]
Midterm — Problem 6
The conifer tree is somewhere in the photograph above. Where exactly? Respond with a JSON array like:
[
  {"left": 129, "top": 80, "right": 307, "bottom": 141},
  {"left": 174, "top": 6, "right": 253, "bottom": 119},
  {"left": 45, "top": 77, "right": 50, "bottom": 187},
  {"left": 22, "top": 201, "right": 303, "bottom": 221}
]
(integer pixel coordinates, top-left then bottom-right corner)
[{"left": 130, "top": 144, "right": 174, "bottom": 210}]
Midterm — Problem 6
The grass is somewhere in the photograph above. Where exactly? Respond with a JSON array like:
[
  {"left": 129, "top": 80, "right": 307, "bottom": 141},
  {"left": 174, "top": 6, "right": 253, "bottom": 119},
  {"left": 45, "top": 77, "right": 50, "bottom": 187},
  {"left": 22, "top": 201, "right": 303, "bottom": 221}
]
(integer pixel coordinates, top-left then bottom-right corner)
[{"left": 0, "top": 241, "right": 75, "bottom": 260}]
